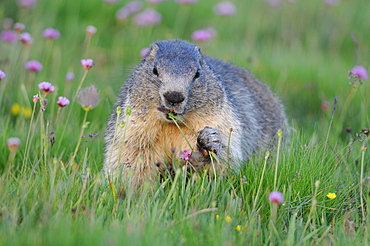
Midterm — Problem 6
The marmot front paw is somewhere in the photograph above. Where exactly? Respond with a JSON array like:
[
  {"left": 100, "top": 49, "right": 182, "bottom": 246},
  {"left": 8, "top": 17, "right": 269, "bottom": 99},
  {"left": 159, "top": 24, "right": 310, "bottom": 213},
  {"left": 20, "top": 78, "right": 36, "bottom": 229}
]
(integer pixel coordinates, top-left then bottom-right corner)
[{"left": 197, "top": 126, "right": 223, "bottom": 155}]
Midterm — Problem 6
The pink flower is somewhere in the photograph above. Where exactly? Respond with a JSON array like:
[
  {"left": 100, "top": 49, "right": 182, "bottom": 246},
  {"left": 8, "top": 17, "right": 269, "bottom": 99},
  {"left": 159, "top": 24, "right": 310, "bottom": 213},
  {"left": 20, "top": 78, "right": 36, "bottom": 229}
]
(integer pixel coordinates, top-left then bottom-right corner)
[
  {"left": 269, "top": 191, "right": 284, "bottom": 205},
  {"left": 133, "top": 8, "right": 162, "bottom": 27},
  {"left": 86, "top": 25, "right": 97, "bottom": 36},
  {"left": 180, "top": 150, "right": 192, "bottom": 161},
  {"left": 125, "top": 1, "right": 143, "bottom": 13},
  {"left": 213, "top": 2, "right": 236, "bottom": 17},
  {"left": 38, "top": 82, "right": 55, "bottom": 94},
  {"left": 18, "top": 0, "right": 37, "bottom": 9},
  {"left": 140, "top": 47, "right": 150, "bottom": 58},
  {"left": 116, "top": 8, "right": 131, "bottom": 21},
  {"left": 147, "top": 0, "right": 166, "bottom": 4},
  {"left": 323, "top": 0, "right": 339, "bottom": 6},
  {"left": 175, "top": 0, "right": 198, "bottom": 4},
  {"left": 7, "top": 137, "right": 21, "bottom": 151},
  {"left": 13, "top": 23, "right": 25, "bottom": 33},
  {"left": 116, "top": 1, "right": 143, "bottom": 21},
  {"left": 81, "top": 59, "right": 94, "bottom": 70},
  {"left": 25, "top": 60, "right": 43, "bottom": 72},
  {"left": 43, "top": 28, "right": 61, "bottom": 40},
  {"left": 321, "top": 101, "right": 329, "bottom": 111},
  {"left": 0, "top": 70, "right": 6, "bottom": 81},
  {"left": 1, "top": 30, "right": 17, "bottom": 43},
  {"left": 65, "top": 72, "right": 75, "bottom": 82},
  {"left": 19, "top": 32, "right": 33, "bottom": 45},
  {"left": 102, "top": 0, "right": 120, "bottom": 4},
  {"left": 191, "top": 28, "right": 217, "bottom": 42},
  {"left": 77, "top": 85, "right": 101, "bottom": 111},
  {"left": 57, "top": 96, "right": 70, "bottom": 107},
  {"left": 32, "top": 94, "right": 40, "bottom": 103},
  {"left": 41, "top": 98, "right": 48, "bottom": 111},
  {"left": 350, "top": 66, "right": 368, "bottom": 80}
]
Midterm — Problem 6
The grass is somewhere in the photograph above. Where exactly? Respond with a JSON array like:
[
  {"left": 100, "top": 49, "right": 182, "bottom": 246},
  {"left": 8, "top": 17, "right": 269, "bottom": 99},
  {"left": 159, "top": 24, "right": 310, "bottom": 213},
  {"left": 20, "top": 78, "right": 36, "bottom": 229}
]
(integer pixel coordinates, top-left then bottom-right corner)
[{"left": 0, "top": 0, "right": 369, "bottom": 245}]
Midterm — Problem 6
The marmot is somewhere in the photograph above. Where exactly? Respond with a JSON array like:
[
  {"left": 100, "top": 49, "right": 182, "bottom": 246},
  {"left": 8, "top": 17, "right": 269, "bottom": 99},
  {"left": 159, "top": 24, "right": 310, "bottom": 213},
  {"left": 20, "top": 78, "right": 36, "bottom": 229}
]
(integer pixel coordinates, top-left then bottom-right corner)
[{"left": 104, "top": 39, "right": 289, "bottom": 185}]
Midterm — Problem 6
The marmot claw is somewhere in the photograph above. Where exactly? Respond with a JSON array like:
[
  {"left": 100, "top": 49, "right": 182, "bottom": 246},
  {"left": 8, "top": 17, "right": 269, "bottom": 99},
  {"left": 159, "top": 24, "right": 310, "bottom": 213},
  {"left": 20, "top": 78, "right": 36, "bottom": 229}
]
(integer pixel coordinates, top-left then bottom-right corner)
[{"left": 197, "top": 126, "right": 222, "bottom": 155}]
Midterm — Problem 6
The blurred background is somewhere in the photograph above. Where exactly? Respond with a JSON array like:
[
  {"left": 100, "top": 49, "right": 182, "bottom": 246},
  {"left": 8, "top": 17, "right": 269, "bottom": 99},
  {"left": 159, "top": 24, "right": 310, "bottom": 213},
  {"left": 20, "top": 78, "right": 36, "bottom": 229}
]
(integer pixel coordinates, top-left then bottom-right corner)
[{"left": 0, "top": 0, "right": 369, "bottom": 167}]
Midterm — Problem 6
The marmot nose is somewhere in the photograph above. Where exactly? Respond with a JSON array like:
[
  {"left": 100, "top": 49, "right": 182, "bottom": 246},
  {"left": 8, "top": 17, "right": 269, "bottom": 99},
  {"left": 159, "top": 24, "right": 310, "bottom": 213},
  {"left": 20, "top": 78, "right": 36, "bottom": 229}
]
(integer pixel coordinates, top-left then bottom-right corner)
[{"left": 163, "top": 91, "right": 185, "bottom": 105}]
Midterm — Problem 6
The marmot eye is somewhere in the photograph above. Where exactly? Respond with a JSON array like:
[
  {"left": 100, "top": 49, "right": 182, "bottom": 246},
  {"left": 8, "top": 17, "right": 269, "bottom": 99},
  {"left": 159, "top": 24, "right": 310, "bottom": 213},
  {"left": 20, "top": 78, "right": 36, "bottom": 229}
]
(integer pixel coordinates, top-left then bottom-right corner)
[
  {"left": 194, "top": 69, "right": 200, "bottom": 79},
  {"left": 153, "top": 66, "right": 159, "bottom": 76}
]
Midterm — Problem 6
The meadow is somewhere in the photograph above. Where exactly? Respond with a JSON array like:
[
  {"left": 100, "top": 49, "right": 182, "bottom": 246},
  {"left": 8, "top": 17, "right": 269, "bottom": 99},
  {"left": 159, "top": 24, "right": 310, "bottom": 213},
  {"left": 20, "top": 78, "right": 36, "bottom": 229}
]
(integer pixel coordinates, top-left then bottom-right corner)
[{"left": 0, "top": 0, "right": 369, "bottom": 245}]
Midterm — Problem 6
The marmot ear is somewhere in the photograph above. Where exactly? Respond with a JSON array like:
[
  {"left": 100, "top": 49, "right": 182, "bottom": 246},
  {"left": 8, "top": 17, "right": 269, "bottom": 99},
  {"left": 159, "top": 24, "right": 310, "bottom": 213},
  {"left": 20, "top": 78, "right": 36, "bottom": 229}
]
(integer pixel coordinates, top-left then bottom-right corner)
[
  {"left": 194, "top": 45, "right": 204, "bottom": 63},
  {"left": 194, "top": 45, "right": 202, "bottom": 55},
  {"left": 144, "top": 43, "right": 159, "bottom": 62}
]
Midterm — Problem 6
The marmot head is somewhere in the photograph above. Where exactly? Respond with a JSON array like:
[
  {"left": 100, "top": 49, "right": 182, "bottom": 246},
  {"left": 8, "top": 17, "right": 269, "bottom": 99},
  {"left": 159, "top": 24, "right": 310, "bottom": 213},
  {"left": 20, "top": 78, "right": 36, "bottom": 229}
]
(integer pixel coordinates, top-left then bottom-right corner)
[{"left": 140, "top": 39, "right": 213, "bottom": 122}]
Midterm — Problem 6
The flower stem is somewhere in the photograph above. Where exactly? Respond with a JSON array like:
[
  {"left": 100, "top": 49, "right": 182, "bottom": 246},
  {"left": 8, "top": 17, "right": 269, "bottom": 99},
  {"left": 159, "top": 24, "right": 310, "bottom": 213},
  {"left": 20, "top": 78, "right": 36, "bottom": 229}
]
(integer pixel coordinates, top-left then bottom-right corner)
[
  {"left": 273, "top": 129, "right": 283, "bottom": 190},
  {"left": 360, "top": 145, "right": 366, "bottom": 223},
  {"left": 54, "top": 107, "right": 61, "bottom": 128},
  {"left": 22, "top": 101, "right": 37, "bottom": 170},
  {"left": 302, "top": 180, "right": 320, "bottom": 237},
  {"left": 253, "top": 151, "right": 270, "bottom": 211},
  {"left": 170, "top": 114, "right": 194, "bottom": 151},
  {"left": 269, "top": 203, "right": 278, "bottom": 246},
  {"left": 69, "top": 109, "right": 89, "bottom": 166},
  {"left": 58, "top": 69, "right": 89, "bottom": 152}
]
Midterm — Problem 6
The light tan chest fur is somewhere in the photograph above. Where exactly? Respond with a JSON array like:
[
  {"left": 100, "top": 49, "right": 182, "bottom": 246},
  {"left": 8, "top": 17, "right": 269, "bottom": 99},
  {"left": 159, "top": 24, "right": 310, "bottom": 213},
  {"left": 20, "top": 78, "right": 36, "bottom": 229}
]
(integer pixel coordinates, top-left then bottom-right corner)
[{"left": 107, "top": 105, "right": 242, "bottom": 182}]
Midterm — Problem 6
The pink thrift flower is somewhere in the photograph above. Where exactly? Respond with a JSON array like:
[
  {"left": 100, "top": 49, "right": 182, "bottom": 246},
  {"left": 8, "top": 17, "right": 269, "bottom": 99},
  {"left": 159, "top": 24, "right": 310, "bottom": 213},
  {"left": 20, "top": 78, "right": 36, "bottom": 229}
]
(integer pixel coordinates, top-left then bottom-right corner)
[
  {"left": 41, "top": 98, "right": 48, "bottom": 111},
  {"left": 19, "top": 32, "right": 33, "bottom": 45},
  {"left": 43, "top": 28, "right": 61, "bottom": 40},
  {"left": 65, "top": 72, "right": 75, "bottom": 82},
  {"left": 350, "top": 66, "right": 368, "bottom": 80},
  {"left": 125, "top": 1, "right": 143, "bottom": 13},
  {"left": 25, "top": 60, "right": 43, "bottom": 72},
  {"left": 269, "top": 191, "right": 284, "bottom": 205},
  {"left": 116, "top": 1, "right": 143, "bottom": 21},
  {"left": 191, "top": 28, "right": 217, "bottom": 42},
  {"left": 32, "top": 94, "right": 40, "bottom": 103},
  {"left": 1, "top": 30, "right": 17, "bottom": 43},
  {"left": 102, "top": 0, "right": 121, "bottom": 4},
  {"left": 18, "top": 0, "right": 37, "bottom": 9},
  {"left": 81, "top": 59, "right": 94, "bottom": 70},
  {"left": 213, "top": 2, "right": 236, "bottom": 17},
  {"left": 77, "top": 85, "right": 101, "bottom": 111},
  {"left": 13, "top": 23, "right": 25, "bottom": 33},
  {"left": 180, "top": 150, "right": 192, "bottom": 161},
  {"left": 175, "top": 0, "right": 198, "bottom": 4},
  {"left": 0, "top": 70, "right": 6, "bottom": 81},
  {"left": 86, "top": 25, "right": 97, "bottom": 36},
  {"left": 321, "top": 101, "right": 329, "bottom": 111},
  {"left": 116, "top": 8, "right": 131, "bottom": 21},
  {"left": 140, "top": 47, "right": 150, "bottom": 58},
  {"left": 134, "top": 8, "right": 162, "bottom": 27},
  {"left": 7, "top": 137, "right": 21, "bottom": 152},
  {"left": 38, "top": 82, "right": 55, "bottom": 94},
  {"left": 116, "top": 7, "right": 131, "bottom": 21},
  {"left": 323, "top": 0, "right": 339, "bottom": 6},
  {"left": 147, "top": 0, "right": 166, "bottom": 4},
  {"left": 57, "top": 96, "right": 70, "bottom": 107}
]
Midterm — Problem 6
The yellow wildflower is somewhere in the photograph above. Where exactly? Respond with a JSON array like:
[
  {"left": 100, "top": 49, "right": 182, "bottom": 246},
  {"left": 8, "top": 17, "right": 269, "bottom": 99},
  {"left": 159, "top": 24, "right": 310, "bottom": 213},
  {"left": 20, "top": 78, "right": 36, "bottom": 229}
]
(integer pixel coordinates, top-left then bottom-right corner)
[
  {"left": 235, "top": 225, "right": 243, "bottom": 231},
  {"left": 225, "top": 216, "right": 232, "bottom": 223},
  {"left": 11, "top": 103, "right": 20, "bottom": 115},
  {"left": 21, "top": 107, "right": 32, "bottom": 118},
  {"left": 326, "top": 193, "right": 337, "bottom": 200},
  {"left": 215, "top": 215, "right": 219, "bottom": 220}
]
